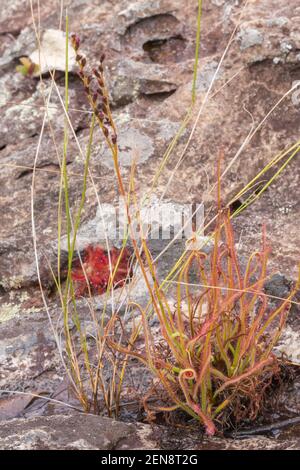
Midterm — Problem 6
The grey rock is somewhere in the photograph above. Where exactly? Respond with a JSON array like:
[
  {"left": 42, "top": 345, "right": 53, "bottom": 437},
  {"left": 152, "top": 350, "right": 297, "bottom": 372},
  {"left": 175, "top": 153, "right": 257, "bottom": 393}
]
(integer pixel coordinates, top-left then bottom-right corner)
[
  {"left": 237, "top": 27, "right": 264, "bottom": 50},
  {"left": 0, "top": 414, "right": 144, "bottom": 450},
  {"left": 1, "top": 414, "right": 300, "bottom": 449},
  {"left": 0, "top": 27, "right": 36, "bottom": 70}
]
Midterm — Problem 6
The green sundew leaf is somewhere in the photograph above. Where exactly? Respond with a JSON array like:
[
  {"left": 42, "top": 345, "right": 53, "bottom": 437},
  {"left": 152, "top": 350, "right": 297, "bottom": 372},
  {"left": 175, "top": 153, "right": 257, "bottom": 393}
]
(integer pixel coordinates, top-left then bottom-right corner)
[{"left": 170, "top": 331, "right": 188, "bottom": 340}]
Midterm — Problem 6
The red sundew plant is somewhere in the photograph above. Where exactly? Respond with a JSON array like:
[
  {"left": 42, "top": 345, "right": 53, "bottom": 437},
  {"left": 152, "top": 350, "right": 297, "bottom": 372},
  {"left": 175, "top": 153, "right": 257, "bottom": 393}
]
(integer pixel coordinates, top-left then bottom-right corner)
[
  {"left": 110, "top": 209, "right": 299, "bottom": 435},
  {"left": 71, "top": 245, "right": 133, "bottom": 297}
]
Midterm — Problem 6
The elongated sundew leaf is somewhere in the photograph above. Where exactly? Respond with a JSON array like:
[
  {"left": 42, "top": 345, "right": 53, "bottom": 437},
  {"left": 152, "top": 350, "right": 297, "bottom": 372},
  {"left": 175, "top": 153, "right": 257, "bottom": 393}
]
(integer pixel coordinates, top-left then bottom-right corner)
[
  {"left": 255, "top": 297, "right": 293, "bottom": 344},
  {"left": 213, "top": 356, "right": 275, "bottom": 397},
  {"left": 212, "top": 398, "right": 230, "bottom": 418},
  {"left": 177, "top": 369, "right": 216, "bottom": 435}
]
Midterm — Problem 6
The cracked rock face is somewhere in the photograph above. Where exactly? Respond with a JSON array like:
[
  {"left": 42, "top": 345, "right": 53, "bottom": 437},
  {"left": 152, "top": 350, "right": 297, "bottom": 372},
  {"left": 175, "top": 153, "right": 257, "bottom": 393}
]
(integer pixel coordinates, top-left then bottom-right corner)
[{"left": 1, "top": 0, "right": 300, "bottom": 450}]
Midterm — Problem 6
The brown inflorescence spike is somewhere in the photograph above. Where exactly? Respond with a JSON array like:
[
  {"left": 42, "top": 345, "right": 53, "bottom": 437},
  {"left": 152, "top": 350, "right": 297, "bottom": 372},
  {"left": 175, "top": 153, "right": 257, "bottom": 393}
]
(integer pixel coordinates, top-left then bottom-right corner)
[{"left": 70, "top": 33, "right": 80, "bottom": 51}]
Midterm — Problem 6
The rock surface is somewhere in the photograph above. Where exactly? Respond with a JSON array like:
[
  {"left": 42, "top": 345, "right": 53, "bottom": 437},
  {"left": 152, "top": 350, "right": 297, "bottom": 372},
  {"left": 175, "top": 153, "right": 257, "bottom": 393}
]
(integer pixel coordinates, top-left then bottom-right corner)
[
  {"left": 1, "top": 413, "right": 300, "bottom": 450},
  {"left": 1, "top": 0, "right": 300, "bottom": 451},
  {"left": 1, "top": 0, "right": 300, "bottom": 295}
]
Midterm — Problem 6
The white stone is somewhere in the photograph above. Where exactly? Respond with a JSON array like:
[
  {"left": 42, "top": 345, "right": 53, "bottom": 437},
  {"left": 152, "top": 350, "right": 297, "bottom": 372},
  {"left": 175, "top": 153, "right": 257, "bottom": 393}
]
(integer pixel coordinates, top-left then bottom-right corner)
[{"left": 30, "top": 29, "right": 76, "bottom": 75}]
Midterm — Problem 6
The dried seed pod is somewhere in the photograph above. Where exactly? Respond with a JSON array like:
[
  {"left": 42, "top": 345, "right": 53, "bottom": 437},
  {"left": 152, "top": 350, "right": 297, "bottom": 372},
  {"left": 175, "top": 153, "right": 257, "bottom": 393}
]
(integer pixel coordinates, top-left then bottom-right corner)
[
  {"left": 97, "top": 87, "right": 104, "bottom": 96},
  {"left": 78, "top": 71, "right": 84, "bottom": 79},
  {"left": 111, "top": 134, "right": 117, "bottom": 144},
  {"left": 84, "top": 86, "right": 89, "bottom": 94},
  {"left": 76, "top": 54, "right": 82, "bottom": 62},
  {"left": 71, "top": 34, "right": 80, "bottom": 51},
  {"left": 97, "top": 77, "right": 104, "bottom": 88},
  {"left": 86, "top": 75, "right": 92, "bottom": 85},
  {"left": 103, "top": 127, "right": 109, "bottom": 138},
  {"left": 100, "top": 53, "right": 106, "bottom": 63},
  {"left": 81, "top": 57, "right": 86, "bottom": 68},
  {"left": 92, "top": 92, "right": 98, "bottom": 103},
  {"left": 97, "top": 110, "right": 105, "bottom": 121}
]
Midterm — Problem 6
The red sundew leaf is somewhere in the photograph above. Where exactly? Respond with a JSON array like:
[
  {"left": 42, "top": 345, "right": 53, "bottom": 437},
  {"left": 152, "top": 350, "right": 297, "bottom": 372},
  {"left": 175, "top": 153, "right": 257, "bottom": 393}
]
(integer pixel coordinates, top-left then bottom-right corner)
[
  {"left": 71, "top": 245, "right": 133, "bottom": 297},
  {"left": 192, "top": 403, "right": 216, "bottom": 436}
]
